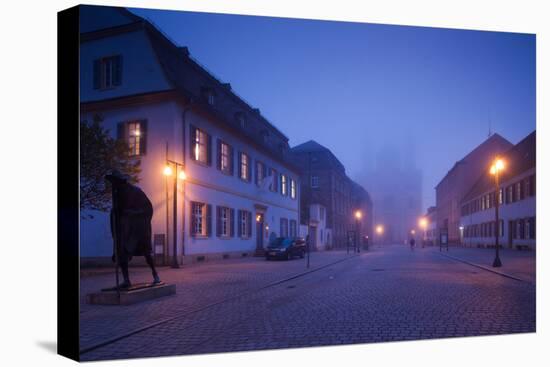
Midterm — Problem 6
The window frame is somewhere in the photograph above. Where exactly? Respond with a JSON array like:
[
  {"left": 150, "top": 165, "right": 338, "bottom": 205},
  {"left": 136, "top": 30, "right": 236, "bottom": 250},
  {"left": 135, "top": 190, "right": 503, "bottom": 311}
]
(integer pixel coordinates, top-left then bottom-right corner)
[
  {"left": 281, "top": 174, "right": 288, "bottom": 196},
  {"left": 191, "top": 126, "right": 210, "bottom": 165},
  {"left": 290, "top": 178, "right": 297, "bottom": 199},
  {"left": 191, "top": 202, "right": 207, "bottom": 237},
  {"left": 311, "top": 175, "right": 320, "bottom": 188},
  {"left": 239, "top": 152, "right": 250, "bottom": 182}
]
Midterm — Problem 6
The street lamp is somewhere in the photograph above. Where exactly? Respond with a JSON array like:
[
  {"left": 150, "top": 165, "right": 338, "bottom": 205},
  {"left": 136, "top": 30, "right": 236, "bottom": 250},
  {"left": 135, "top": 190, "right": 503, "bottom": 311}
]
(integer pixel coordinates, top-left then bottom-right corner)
[
  {"left": 418, "top": 217, "right": 428, "bottom": 247},
  {"left": 164, "top": 159, "right": 186, "bottom": 269},
  {"left": 490, "top": 157, "right": 505, "bottom": 267},
  {"left": 354, "top": 210, "right": 362, "bottom": 253},
  {"left": 376, "top": 224, "right": 384, "bottom": 245}
]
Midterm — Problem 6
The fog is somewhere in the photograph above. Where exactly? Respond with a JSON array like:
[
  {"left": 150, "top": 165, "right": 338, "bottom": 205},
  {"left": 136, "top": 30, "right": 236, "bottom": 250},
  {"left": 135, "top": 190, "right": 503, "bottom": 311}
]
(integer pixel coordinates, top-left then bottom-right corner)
[{"left": 131, "top": 7, "right": 536, "bottom": 241}]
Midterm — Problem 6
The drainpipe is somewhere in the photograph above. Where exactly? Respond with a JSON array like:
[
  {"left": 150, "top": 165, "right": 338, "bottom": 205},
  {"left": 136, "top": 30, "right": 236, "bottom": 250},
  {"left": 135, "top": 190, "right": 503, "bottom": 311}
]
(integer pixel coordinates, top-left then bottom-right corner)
[{"left": 181, "top": 103, "right": 192, "bottom": 262}]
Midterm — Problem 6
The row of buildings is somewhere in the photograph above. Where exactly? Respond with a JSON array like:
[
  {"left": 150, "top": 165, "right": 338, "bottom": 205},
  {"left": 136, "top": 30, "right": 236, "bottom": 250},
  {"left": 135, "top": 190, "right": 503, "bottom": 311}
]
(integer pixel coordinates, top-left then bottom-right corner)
[
  {"left": 425, "top": 131, "right": 536, "bottom": 250},
  {"left": 79, "top": 6, "right": 372, "bottom": 266}
]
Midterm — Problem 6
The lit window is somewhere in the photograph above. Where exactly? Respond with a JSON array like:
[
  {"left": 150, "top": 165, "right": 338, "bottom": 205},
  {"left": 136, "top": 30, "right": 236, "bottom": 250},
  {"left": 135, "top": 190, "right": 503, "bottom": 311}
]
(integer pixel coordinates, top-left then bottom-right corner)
[
  {"left": 290, "top": 179, "right": 296, "bottom": 199},
  {"left": 219, "top": 141, "right": 232, "bottom": 174},
  {"left": 281, "top": 174, "right": 287, "bottom": 196},
  {"left": 127, "top": 121, "right": 142, "bottom": 156},
  {"left": 239, "top": 152, "right": 250, "bottom": 181},
  {"left": 193, "top": 128, "right": 208, "bottom": 164}
]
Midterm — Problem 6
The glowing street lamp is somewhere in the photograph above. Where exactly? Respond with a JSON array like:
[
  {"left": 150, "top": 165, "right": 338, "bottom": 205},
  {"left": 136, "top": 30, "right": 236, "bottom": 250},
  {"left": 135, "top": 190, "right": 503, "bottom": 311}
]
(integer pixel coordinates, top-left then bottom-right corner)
[
  {"left": 165, "top": 159, "right": 187, "bottom": 269},
  {"left": 419, "top": 217, "right": 428, "bottom": 247},
  {"left": 490, "top": 156, "right": 505, "bottom": 267},
  {"left": 163, "top": 165, "right": 173, "bottom": 176},
  {"left": 375, "top": 224, "right": 384, "bottom": 245}
]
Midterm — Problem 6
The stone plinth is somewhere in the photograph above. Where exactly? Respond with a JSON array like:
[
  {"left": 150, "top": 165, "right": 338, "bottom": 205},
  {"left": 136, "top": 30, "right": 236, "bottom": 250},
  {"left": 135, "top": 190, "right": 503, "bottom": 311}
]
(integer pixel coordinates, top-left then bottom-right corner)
[{"left": 86, "top": 283, "right": 176, "bottom": 305}]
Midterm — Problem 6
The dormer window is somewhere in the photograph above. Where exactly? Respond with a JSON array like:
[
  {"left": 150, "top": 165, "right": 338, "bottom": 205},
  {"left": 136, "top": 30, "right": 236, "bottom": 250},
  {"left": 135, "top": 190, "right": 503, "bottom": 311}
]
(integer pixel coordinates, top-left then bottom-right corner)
[
  {"left": 235, "top": 112, "right": 246, "bottom": 129},
  {"left": 201, "top": 87, "right": 216, "bottom": 106},
  {"left": 93, "top": 55, "right": 122, "bottom": 90},
  {"left": 260, "top": 130, "right": 269, "bottom": 143}
]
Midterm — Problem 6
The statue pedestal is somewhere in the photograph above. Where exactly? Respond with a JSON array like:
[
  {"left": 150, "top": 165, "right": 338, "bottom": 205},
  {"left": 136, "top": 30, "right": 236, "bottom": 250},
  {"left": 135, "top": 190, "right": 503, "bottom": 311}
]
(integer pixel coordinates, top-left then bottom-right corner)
[{"left": 86, "top": 282, "right": 176, "bottom": 305}]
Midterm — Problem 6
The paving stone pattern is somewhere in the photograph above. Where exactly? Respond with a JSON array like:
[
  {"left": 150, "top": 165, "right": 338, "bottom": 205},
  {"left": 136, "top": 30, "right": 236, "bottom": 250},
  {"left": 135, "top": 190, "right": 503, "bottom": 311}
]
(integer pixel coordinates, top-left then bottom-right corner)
[{"left": 80, "top": 246, "right": 535, "bottom": 361}]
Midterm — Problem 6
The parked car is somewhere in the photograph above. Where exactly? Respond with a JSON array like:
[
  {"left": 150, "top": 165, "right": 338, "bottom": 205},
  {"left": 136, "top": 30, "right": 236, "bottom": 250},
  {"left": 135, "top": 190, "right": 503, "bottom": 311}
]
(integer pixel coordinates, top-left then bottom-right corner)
[{"left": 265, "top": 237, "right": 306, "bottom": 260}]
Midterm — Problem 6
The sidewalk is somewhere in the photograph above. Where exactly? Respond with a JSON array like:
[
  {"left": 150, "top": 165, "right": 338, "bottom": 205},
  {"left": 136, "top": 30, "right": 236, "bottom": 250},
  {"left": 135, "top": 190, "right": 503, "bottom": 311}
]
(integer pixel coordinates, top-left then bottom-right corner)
[
  {"left": 79, "top": 250, "right": 361, "bottom": 353},
  {"left": 431, "top": 246, "right": 536, "bottom": 283}
]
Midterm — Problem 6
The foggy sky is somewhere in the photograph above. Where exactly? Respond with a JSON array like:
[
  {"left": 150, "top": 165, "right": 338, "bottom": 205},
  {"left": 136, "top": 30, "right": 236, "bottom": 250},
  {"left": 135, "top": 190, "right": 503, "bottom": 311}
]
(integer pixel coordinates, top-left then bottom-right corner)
[{"left": 130, "top": 7, "right": 536, "bottom": 211}]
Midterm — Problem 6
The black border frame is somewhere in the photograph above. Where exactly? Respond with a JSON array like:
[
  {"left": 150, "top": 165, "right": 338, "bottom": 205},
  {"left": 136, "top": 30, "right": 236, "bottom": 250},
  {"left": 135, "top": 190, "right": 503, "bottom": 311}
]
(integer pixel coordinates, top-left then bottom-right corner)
[{"left": 57, "top": 5, "right": 80, "bottom": 362}]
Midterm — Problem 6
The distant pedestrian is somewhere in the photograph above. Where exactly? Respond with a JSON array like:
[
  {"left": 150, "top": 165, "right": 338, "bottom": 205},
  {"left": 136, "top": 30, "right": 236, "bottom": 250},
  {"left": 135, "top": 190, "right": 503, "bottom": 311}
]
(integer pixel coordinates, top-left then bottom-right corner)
[{"left": 409, "top": 237, "right": 416, "bottom": 251}]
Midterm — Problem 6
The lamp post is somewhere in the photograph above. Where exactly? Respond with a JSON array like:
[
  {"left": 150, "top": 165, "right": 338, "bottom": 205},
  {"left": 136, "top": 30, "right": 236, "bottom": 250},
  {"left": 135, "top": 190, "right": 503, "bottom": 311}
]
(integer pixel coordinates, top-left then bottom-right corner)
[
  {"left": 376, "top": 224, "right": 384, "bottom": 246},
  {"left": 490, "top": 157, "right": 505, "bottom": 268},
  {"left": 354, "top": 210, "right": 362, "bottom": 253},
  {"left": 419, "top": 217, "right": 428, "bottom": 247},
  {"left": 164, "top": 159, "right": 186, "bottom": 269}
]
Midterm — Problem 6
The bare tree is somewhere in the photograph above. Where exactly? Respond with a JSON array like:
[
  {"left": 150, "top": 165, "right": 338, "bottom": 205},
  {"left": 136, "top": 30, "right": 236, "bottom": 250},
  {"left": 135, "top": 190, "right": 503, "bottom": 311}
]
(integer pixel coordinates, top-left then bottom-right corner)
[{"left": 80, "top": 114, "right": 141, "bottom": 217}]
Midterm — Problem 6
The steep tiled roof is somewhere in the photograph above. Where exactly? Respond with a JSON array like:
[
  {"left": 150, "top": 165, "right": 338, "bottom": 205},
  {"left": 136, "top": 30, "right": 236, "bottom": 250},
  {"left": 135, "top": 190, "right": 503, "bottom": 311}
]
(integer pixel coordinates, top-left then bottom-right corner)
[
  {"left": 290, "top": 140, "right": 345, "bottom": 172},
  {"left": 80, "top": 6, "right": 299, "bottom": 172},
  {"left": 461, "top": 131, "right": 536, "bottom": 203},
  {"left": 435, "top": 133, "right": 513, "bottom": 189}
]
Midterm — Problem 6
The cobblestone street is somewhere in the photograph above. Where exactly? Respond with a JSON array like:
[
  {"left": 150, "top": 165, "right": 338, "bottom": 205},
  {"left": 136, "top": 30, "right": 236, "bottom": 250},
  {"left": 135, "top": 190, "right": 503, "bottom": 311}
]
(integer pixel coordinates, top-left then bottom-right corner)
[{"left": 80, "top": 245, "right": 535, "bottom": 361}]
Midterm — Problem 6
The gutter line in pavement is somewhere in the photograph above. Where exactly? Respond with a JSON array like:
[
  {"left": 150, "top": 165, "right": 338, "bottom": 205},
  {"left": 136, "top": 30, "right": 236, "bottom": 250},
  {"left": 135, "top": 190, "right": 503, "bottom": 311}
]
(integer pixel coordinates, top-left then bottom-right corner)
[{"left": 437, "top": 252, "right": 533, "bottom": 285}]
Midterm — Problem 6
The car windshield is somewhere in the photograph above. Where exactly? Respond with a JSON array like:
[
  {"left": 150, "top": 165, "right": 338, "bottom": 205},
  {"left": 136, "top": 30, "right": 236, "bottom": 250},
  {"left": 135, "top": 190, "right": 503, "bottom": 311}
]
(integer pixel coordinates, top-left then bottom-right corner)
[{"left": 268, "top": 237, "right": 292, "bottom": 248}]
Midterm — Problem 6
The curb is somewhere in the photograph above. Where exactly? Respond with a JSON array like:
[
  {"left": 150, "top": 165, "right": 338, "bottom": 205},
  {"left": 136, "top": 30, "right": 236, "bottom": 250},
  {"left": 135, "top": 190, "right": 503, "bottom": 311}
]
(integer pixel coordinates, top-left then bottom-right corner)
[
  {"left": 80, "top": 253, "right": 359, "bottom": 355},
  {"left": 437, "top": 252, "right": 533, "bottom": 284}
]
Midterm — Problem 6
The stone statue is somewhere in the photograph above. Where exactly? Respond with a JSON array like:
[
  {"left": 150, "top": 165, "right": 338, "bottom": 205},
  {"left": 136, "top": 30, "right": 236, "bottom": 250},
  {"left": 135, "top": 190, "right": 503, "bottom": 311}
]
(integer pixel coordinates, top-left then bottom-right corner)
[{"left": 105, "top": 170, "right": 160, "bottom": 289}]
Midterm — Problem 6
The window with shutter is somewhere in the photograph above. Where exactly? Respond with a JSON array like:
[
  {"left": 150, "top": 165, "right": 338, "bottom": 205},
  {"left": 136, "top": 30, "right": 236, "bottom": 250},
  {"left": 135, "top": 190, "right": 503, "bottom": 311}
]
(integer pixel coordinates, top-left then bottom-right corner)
[
  {"left": 269, "top": 168, "right": 277, "bottom": 192},
  {"left": 217, "top": 206, "right": 232, "bottom": 237},
  {"left": 191, "top": 126, "right": 209, "bottom": 164},
  {"left": 191, "top": 202, "right": 207, "bottom": 237},
  {"left": 218, "top": 140, "right": 233, "bottom": 174}
]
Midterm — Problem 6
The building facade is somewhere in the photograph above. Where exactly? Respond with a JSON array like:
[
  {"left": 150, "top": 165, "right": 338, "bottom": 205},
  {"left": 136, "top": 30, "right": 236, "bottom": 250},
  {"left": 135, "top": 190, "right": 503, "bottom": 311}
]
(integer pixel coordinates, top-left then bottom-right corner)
[
  {"left": 79, "top": 6, "right": 300, "bottom": 265},
  {"left": 435, "top": 134, "right": 513, "bottom": 245},
  {"left": 460, "top": 131, "right": 536, "bottom": 250},
  {"left": 299, "top": 204, "right": 333, "bottom": 250},
  {"left": 351, "top": 181, "right": 374, "bottom": 245},
  {"left": 291, "top": 140, "right": 372, "bottom": 249},
  {"left": 423, "top": 206, "right": 437, "bottom": 245}
]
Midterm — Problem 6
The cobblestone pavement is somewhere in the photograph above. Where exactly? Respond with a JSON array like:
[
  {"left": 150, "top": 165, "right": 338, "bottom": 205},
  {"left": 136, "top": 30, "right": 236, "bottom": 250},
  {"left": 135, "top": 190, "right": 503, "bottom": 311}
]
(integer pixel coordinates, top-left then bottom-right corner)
[
  {"left": 80, "top": 245, "right": 535, "bottom": 361},
  {"left": 80, "top": 251, "right": 356, "bottom": 352},
  {"left": 429, "top": 246, "right": 535, "bottom": 283}
]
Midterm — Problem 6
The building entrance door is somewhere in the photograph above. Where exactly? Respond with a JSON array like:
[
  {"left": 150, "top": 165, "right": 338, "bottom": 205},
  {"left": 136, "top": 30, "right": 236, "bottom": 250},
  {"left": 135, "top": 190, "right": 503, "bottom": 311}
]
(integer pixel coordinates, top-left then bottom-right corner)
[{"left": 255, "top": 213, "right": 264, "bottom": 255}]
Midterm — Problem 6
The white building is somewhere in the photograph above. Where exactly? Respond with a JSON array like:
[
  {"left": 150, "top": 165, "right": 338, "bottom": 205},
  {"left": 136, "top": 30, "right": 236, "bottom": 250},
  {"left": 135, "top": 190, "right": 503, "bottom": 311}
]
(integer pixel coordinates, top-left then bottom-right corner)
[
  {"left": 299, "top": 204, "right": 333, "bottom": 251},
  {"left": 79, "top": 6, "right": 301, "bottom": 265},
  {"left": 460, "top": 131, "right": 536, "bottom": 250}
]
